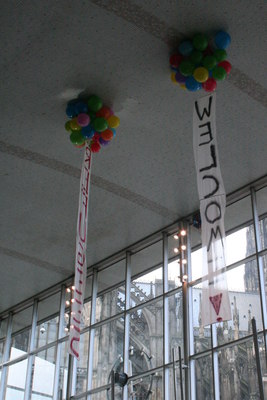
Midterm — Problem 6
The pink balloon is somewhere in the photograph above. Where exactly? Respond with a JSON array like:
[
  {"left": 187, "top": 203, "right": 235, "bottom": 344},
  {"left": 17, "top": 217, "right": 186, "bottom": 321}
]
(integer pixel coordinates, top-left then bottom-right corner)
[{"left": 77, "top": 113, "right": 90, "bottom": 127}]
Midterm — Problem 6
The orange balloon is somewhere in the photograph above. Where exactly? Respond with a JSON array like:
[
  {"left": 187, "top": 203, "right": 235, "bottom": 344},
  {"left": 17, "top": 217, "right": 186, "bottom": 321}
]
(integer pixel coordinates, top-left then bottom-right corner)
[
  {"left": 96, "top": 106, "right": 112, "bottom": 119},
  {"left": 101, "top": 129, "right": 114, "bottom": 141}
]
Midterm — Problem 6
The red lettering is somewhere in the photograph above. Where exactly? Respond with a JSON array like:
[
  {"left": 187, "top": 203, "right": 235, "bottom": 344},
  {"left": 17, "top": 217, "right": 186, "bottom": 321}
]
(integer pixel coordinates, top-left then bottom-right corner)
[{"left": 70, "top": 337, "right": 80, "bottom": 359}]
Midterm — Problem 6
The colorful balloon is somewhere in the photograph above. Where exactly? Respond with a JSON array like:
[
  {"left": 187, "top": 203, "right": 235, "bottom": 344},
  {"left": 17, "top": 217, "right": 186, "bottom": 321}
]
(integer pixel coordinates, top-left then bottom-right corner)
[
  {"left": 87, "top": 95, "right": 103, "bottom": 112},
  {"left": 92, "top": 117, "right": 108, "bottom": 132},
  {"left": 70, "top": 118, "right": 82, "bottom": 131},
  {"left": 178, "top": 40, "right": 193, "bottom": 56},
  {"left": 66, "top": 104, "right": 76, "bottom": 118},
  {"left": 202, "top": 55, "right": 217, "bottom": 70},
  {"left": 111, "top": 128, "right": 116, "bottom": 137},
  {"left": 171, "top": 72, "right": 178, "bottom": 84},
  {"left": 77, "top": 113, "right": 90, "bottom": 127},
  {"left": 185, "top": 76, "right": 201, "bottom": 91},
  {"left": 193, "top": 67, "right": 209, "bottom": 83},
  {"left": 189, "top": 50, "right": 203, "bottom": 64},
  {"left": 212, "top": 66, "right": 227, "bottom": 81},
  {"left": 107, "top": 115, "right": 120, "bottom": 128},
  {"left": 169, "top": 54, "right": 183, "bottom": 67},
  {"left": 90, "top": 141, "right": 101, "bottom": 153},
  {"left": 74, "top": 101, "right": 88, "bottom": 114},
  {"left": 179, "top": 60, "right": 195, "bottom": 76},
  {"left": 96, "top": 106, "right": 112, "bottom": 119},
  {"left": 101, "top": 129, "right": 114, "bottom": 141},
  {"left": 81, "top": 125, "right": 95, "bottom": 139},
  {"left": 202, "top": 78, "right": 217, "bottom": 92},
  {"left": 175, "top": 71, "right": 187, "bottom": 84},
  {"left": 70, "top": 131, "right": 85, "bottom": 146},
  {"left": 218, "top": 60, "right": 232, "bottom": 74},
  {"left": 214, "top": 49, "right": 227, "bottom": 62},
  {"left": 65, "top": 121, "right": 72, "bottom": 132},
  {"left": 193, "top": 33, "right": 208, "bottom": 51},
  {"left": 215, "top": 31, "right": 231, "bottom": 49}
]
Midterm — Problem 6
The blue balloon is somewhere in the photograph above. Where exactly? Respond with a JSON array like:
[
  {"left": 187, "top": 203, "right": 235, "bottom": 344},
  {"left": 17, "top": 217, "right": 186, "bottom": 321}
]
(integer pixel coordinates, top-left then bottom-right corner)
[
  {"left": 66, "top": 104, "right": 76, "bottom": 118},
  {"left": 185, "top": 76, "right": 201, "bottom": 91},
  {"left": 75, "top": 101, "right": 88, "bottom": 114},
  {"left": 81, "top": 125, "right": 95, "bottom": 139},
  {"left": 111, "top": 128, "right": 116, "bottom": 137},
  {"left": 178, "top": 40, "right": 193, "bottom": 56},
  {"left": 214, "top": 31, "right": 231, "bottom": 49}
]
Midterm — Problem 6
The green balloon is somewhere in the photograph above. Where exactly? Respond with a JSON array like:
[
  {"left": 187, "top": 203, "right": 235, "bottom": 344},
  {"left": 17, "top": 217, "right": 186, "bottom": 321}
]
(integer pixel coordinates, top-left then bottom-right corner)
[
  {"left": 70, "top": 131, "right": 85, "bottom": 146},
  {"left": 65, "top": 121, "right": 72, "bottom": 132},
  {"left": 189, "top": 50, "right": 203, "bottom": 65},
  {"left": 92, "top": 117, "right": 108, "bottom": 132},
  {"left": 212, "top": 66, "right": 227, "bottom": 81},
  {"left": 193, "top": 33, "right": 208, "bottom": 51},
  {"left": 214, "top": 49, "right": 227, "bottom": 62},
  {"left": 88, "top": 111, "right": 96, "bottom": 121},
  {"left": 179, "top": 60, "right": 195, "bottom": 76},
  {"left": 87, "top": 95, "right": 103, "bottom": 113},
  {"left": 202, "top": 55, "right": 217, "bottom": 70}
]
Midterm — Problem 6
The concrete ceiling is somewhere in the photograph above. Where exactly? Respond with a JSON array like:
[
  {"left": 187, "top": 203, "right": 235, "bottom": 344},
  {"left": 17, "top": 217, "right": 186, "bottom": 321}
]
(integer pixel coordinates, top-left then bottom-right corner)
[{"left": 0, "top": 0, "right": 267, "bottom": 313}]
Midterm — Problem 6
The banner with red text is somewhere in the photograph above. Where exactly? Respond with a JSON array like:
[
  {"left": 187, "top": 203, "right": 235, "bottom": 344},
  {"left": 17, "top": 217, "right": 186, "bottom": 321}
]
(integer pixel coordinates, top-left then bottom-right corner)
[
  {"left": 193, "top": 93, "right": 231, "bottom": 326},
  {"left": 69, "top": 143, "right": 92, "bottom": 359}
]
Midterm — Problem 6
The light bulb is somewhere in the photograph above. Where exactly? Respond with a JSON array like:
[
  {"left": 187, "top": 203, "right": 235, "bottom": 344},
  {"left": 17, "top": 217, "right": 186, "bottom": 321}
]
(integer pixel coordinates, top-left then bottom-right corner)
[
  {"left": 182, "top": 259, "right": 187, "bottom": 264},
  {"left": 70, "top": 324, "right": 74, "bottom": 329},
  {"left": 64, "top": 313, "right": 69, "bottom": 318},
  {"left": 173, "top": 234, "right": 179, "bottom": 240},
  {"left": 180, "top": 229, "right": 186, "bottom": 236},
  {"left": 174, "top": 248, "right": 179, "bottom": 253},
  {"left": 181, "top": 245, "right": 186, "bottom": 250},
  {"left": 71, "top": 286, "right": 75, "bottom": 290},
  {"left": 65, "top": 300, "right": 70, "bottom": 306},
  {"left": 183, "top": 274, "right": 188, "bottom": 281},
  {"left": 64, "top": 327, "right": 69, "bottom": 332},
  {"left": 66, "top": 288, "right": 71, "bottom": 293},
  {"left": 71, "top": 298, "right": 75, "bottom": 303}
]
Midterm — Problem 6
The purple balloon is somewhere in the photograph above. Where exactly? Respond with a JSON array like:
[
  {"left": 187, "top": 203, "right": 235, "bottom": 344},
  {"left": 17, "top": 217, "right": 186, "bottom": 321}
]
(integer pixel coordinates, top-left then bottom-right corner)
[
  {"left": 175, "top": 71, "right": 187, "bottom": 84},
  {"left": 99, "top": 137, "right": 109, "bottom": 146}
]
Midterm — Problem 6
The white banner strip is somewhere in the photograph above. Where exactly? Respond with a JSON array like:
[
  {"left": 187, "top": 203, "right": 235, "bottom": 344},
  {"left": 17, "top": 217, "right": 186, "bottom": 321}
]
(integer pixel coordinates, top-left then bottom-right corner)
[
  {"left": 69, "top": 143, "right": 92, "bottom": 359},
  {"left": 193, "top": 94, "right": 231, "bottom": 326}
]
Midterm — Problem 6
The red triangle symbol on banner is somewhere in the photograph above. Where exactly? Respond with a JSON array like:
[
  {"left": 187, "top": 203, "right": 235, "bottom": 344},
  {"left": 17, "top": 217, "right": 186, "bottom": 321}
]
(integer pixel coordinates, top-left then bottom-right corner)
[{"left": 209, "top": 293, "right": 223, "bottom": 315}]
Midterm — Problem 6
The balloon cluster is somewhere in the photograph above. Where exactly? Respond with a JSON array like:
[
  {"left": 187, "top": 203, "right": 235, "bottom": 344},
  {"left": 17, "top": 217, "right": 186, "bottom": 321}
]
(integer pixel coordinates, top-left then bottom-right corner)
[
  {"left": 64, "top": 95, "right": 120, "bottom": 152},
  {"left": 170, "top": 31, "right": 232, "bottom": 92}
]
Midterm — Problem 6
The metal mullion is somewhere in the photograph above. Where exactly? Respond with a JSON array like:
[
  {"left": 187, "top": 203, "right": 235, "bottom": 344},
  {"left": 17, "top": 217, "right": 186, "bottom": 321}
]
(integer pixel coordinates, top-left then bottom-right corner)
[
  {"left": 123, "top": 251, "right": 131, "bottom": 400},
  {"left": 53, "top": 284, "right": 66, "bottom": 400},
  {"left": 87, "top": 269, "right": 98, "bottom": 394},
  {"left": 0, "top": 312, "right": 12, "bottom": 399},
  {"left": 251, "top": 188, "right": 267, "bottom": 343},
  {"left": 163, "top": 232, "right": 169, "bottom": 399},
  {"left": 24, "top": 299, "right": 38, "bottom": 400},
  {"left": 211, "top": 324, "right": 219, "bottom": 400}
]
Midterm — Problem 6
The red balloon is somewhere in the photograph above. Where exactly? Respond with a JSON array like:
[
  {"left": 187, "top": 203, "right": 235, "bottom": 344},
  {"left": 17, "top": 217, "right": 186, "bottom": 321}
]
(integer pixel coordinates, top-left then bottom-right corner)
[
  {"left": 91, "top": 141, "right": 101, "bottom": 153},
  {"left": 202, "top": 78, "right": 217, "bottom": 92},
  {"left": 96, "top": 106, "right": 112, "bottom": 119},
  {"left": 93, "top": 132, "right": 101, "bottom": 141},
  {"left": 218, "top": 60, "right": 232, "bottom": 74},
  {"left": 101, "top": 129, "right": 114, "bottom": 141},
  {"left": 169, "top": 54, "right": 183, "bottom": 67}
]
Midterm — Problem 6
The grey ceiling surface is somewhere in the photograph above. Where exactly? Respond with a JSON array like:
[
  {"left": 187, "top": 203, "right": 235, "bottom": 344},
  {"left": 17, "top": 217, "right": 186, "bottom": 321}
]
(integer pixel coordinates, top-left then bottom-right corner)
[{"left": 0, "top": 0, "right": 266, "bottom": 313}]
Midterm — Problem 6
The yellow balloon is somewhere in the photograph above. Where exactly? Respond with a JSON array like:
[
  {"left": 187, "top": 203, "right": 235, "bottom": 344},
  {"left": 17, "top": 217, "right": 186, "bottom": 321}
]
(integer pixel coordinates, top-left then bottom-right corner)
[
  {"left": 171, "top": 72, "right": 178, "bottom": 84},
  {"left": 108, "top": 115, "right": 120, "bottom": 128},
  {"left": 180, "top": 83, "right": 186, "bottom": 89},
  {"left": 70, "top": 118, "right": 81, "bottom": 131},
  {"left": 193, "top": 67, "right": 209, "bottom": 83}
]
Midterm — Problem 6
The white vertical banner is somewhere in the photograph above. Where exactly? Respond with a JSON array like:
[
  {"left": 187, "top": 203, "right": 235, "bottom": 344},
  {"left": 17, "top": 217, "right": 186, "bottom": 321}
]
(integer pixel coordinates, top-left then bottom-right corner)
[
  {"left": 69, "top": 143, "right": 92, "bottom": 359},
  {"left": 193, "top": 93, "right": 231, "bottom": 326}
]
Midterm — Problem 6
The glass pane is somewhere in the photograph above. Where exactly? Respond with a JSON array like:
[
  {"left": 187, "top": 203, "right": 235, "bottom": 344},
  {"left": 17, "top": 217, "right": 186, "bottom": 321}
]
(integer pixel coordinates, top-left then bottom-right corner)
[
  {"left": 31, "top": 347, "right": 56, "bottom": 399},
  {"left": 9, "top": 306, "right": 33, "bottom": 360},
  {"left": 261, "top": 255, "right": 267, "bottom": 313},
  {"left": 194, "top": 355, "right": 213, "bottom": 400},
  {"left": 58, "top": 341, "right": 69, "bottom": 400},
  {"left": 216, "top": 259, "right": 262, "bottom": 346},
  {"left": 35, "top": 292, "right": 61, "bottom": 348},
  {"left": 91, "top": 387, "right": 122, "bottom": 399},
  {"left": 96, "top": 286, "right": 125, "bottom": 323},
  {"left": 97, "top": 260, "right": 125, "bottom": 292},
  {"left": 191, "top": 285, "right": 211, "bottom": 353},
  {"left": 131, "top": 266, "right": 163, "bottom": 307},
  {"left": 226, "top": 223, "right": 256, "bottom": 266},
  {"left": 0, "top": 318, "right": 8, "bottom": 363},
  {"left": 128, "top": 369, "right": 163, "bottom": 399},
  {"left": 76, "top": 331, "right": 90, "bottom": 395},
  {"left": 168, "top": 260, "right": 182, "bottom": 290},
  {"left": 191, "top": 247, "right": 203, "bottom": 282},
  {"left": 131, "top": 240, "right": 162, "bottom": 277},
  {"left": 218, "top": 338, "right": 262, "bottom": 399},
  {"left": 257, "top": 186, "right": 267, "bottom": 250},
  {"left": 92, "top": 317, "right": 124, "bottom": 390},
  {"left": 129, "top": 299, "right": 163, "bottom": 372},
  {"left": 4, "top": 358, "right": 28, "bottom": 400},
  {"left": 225, "top": 195, "right": 253, "bottom": 233},
  {"left": 168, "top": 292, "right": 183, "bottom": 362}
]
